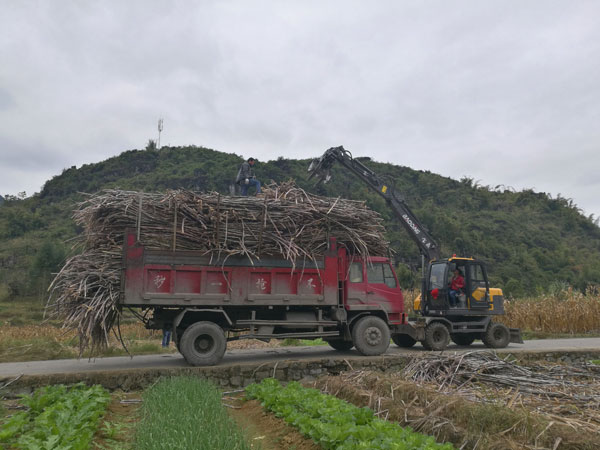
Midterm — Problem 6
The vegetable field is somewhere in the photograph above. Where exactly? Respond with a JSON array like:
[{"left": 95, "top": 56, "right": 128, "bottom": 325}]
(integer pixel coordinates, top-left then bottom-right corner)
[
  {"left": 246, "top": 378, "right": 453, "bottom": 450},
  {"left": 3, "top": 357, "right": 599, "bottom": 450},
  {"left": 0, "top": 383, "right": 110, "bottom": 449}
]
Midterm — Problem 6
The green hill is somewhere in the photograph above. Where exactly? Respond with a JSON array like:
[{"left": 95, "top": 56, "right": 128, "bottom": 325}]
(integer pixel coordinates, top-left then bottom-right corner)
[{"left": 1, "top": 145, "right": 599, "bottom": 301}]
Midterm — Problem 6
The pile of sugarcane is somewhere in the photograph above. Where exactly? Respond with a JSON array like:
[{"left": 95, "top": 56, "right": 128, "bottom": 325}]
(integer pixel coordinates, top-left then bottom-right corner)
[
  {"left": 402, "top": 351, "right": 600, "bottom": 401},
  {"left": 47, "top": 182, "right": 388, "bottom": 353}
]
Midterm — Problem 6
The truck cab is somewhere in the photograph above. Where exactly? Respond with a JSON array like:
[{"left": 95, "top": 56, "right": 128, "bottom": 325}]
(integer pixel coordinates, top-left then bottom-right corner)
[{"left": 343, "top": 256, "right": 405, "bottom": 325}]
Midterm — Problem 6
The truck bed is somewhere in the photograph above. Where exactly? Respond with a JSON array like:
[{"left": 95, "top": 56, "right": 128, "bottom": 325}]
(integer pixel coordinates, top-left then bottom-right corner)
[{"left": 120, "top": 234, "right": 339, "bottom": 307}]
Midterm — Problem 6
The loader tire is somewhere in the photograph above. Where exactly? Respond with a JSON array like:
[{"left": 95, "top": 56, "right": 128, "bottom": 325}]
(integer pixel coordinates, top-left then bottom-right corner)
[
  {"left": 179, "top": 321, "right": 227, "bottom": 366},
  {"left": 482, "top": 322, "right": 510, "bottom": 349},
  {"left": 450, "top": 333, "right": 476, "bottom": 346},
  {"left": 326, "top": 339, "right": 354, "bottom": 351},
  {"left": 392, "top": 334, "right": 417, "bottom": 348},
  {"left": 422, "top": 322, "right": 450, "bottom": 351},
  {"left": 352, "top": 316, "right": 390, "bottom": 356}
]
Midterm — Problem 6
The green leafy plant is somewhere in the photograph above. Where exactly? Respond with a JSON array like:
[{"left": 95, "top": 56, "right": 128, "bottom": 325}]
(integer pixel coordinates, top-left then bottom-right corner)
[
  {"left": 246, "top": 378, "right": 454, "bottom": 449},
  {"left": 0, "top": 383, "right": 110, "bottom": 449}
]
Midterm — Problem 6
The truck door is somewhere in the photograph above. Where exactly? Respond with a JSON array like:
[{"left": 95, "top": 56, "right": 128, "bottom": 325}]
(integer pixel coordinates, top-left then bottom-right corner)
[
  {"left": 365, "top": 262, "right": 403, "bottom": 315},
  {"left": 466, "top": 263, "right": 490, "bottom": 310},
  {"left": 345, "top": 261, "right": 367, "bottom": 307},
  {"left": 426, "top": 262, "right": 448, "bottom": 310}
]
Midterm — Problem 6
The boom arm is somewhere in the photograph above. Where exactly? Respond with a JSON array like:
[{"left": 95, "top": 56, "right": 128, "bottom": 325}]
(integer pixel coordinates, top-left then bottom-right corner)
[{"left": 308, "top": 146, "right": 440, "bottom": 261}]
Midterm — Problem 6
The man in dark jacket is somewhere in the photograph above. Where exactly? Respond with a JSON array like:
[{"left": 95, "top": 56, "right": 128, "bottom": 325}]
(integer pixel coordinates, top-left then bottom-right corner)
[{"left": 236, "top": 157, "right": 261, "bottom": 196}]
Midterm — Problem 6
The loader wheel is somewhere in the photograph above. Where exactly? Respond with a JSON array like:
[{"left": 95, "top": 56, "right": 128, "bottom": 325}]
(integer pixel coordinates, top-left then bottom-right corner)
[
  {"left": 326, "top": 339, "right": 354, "bottom": 351},
  {"left": 352, "top": 316, "right": 390, "bottom": 356},
  {"left": 450, "top": 333, "right": 476, "bottom": 346},
  {"left": 422, "top": 322, "right": 450, "bottom": 351},
  {"left": 179, "top": 321, "right": 227, "bottom": 366},
  {"left": 482, "top": 322, "right": 510, "bottom": 349},
  {"left": 392, "top": 334, "right": 417, "bottom": 348}
]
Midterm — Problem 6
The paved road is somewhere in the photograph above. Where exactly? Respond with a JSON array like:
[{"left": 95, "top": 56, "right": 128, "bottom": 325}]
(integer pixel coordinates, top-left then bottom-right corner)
[{"left": 1, "top": 338, "right": 599, "bottom": 378}]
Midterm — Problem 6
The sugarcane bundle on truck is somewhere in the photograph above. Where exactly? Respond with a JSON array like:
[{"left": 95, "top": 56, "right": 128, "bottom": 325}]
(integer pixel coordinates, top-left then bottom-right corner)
[{"left": 48, "top": 182, "right": 428, "bottom": 366}]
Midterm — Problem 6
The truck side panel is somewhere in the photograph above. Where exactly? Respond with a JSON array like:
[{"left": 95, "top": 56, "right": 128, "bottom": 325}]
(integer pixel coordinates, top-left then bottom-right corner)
[{"left": 121, "top": 234, "right": 339, "bottom": 307}]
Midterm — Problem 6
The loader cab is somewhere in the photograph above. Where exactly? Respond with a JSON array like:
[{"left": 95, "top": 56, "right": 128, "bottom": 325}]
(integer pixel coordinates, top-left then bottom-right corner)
[{"left": 421, "top": 258, "right": 491, "bottom": 315}]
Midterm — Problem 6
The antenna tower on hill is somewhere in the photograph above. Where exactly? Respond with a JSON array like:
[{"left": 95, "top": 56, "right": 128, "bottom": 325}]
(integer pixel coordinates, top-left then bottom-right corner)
[{"left": 157, "top": 117, "right": 164, "bottom": 149}]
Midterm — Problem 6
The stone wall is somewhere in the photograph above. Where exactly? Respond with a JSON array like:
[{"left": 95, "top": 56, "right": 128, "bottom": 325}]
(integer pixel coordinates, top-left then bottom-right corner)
[{"left": 2, "top": 350, "right": 600, "bottom": 396}]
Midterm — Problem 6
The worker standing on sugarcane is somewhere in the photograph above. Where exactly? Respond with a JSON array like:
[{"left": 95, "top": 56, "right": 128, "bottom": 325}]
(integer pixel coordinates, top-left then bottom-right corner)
[{"left": 236, "top": 157, "right": 262, "bottom": 196}]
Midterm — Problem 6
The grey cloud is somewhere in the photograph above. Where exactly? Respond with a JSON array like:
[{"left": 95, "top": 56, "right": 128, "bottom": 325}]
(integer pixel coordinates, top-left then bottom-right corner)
[
  {"left": 0, "top": 1, "right": 599, "bottom": 219},
  {"left": 0, "top": 89, "right": 14, "bottom": 111}
]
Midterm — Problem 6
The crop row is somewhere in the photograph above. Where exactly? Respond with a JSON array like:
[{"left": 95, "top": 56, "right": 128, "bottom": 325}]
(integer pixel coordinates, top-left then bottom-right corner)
[
  {"left": 135, "top": 376, "right": 251, "bottom": 449},
  {"left": 0, "top": 383, "right": 110, "bottom": 449},
  {"left": 246, "top": 378, "right": 454, "bottom": 450}
]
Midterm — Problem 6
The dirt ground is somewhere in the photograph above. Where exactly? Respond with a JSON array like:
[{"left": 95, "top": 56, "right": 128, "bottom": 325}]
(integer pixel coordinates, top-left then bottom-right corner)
[
  {"left": 227, "top": 396, "right": 321, "bottom": 450},
  {"left": 312, "top": 360, "right": 600, "bottom": 450},
  {"left": 92, "top": 391, "right": 142, "bottom": 449}
]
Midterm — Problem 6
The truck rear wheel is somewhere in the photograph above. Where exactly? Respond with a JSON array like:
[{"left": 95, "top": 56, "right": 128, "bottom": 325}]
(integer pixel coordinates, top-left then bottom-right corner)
[
  {"left": 482, "top": 322, "right": 510, "bottom": 348},
  {"left": 179, "top": 321, "right": 227, "bottom": 366},
  {"left": 326, "top": 339, "right": 354, "bottom": 351},
  {"left": 422, "top": 322, "right": 450, "bottom": 351},
  {"left": 392, "top": 334, "right": 417, "bottom": 348},
  {"left": 450, "top": 333, "right": 476, "bottom": 346},
  {"left": 352, "top": 316, "right": 390, "bottom": 356}
]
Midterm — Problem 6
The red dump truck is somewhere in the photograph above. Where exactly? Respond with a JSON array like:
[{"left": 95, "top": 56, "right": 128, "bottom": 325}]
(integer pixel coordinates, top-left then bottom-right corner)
[{"left": 120, "top": 230, "right": 429, "bottom": 366}]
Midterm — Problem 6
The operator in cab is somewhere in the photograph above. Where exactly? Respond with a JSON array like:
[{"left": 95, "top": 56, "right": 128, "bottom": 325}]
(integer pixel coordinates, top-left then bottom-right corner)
[
  {"left": 236, "top": 157, "right": 262, "bottom": 196},
  {"left": 448, "top": 268, "right": 465, "bottom": 307}
]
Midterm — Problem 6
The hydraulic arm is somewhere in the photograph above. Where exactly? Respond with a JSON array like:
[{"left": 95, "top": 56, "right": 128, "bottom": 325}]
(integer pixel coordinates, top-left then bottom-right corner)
[{"left": 308, "top": 146, "right": 440, "bottom": 261}]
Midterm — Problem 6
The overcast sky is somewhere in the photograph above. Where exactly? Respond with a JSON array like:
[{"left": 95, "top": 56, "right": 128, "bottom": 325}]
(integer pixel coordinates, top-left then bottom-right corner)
[{"left": 1, "top": 1, "right": 599, "bottom": 220}]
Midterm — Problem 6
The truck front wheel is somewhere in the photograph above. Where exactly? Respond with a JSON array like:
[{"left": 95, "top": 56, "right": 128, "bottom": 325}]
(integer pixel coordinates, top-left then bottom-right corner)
[
  {"left": 179, "top": 321, "right": 227, "bottom": 366},
  {"left": 482, "top": 322, "right": 510, "bottom": 348},
  {"left": 422, "top": 322, "right": 450, "bottom": 351},
  {"left": 392, "top": 334, "right": 417, "bottom": 348},
  {"left": 352, "top": 316, "right": 390, "bottom": 356}
]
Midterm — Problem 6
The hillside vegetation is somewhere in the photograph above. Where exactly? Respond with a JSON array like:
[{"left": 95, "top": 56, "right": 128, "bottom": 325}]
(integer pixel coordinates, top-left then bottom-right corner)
[{"left": 1, "top": 145, "right": 599, "bottom": 301}]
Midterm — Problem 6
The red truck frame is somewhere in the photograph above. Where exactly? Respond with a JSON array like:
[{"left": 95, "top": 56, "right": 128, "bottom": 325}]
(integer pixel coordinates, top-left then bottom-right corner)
[{"left": 120, "top": 230, "right": 423, "bottom": 365}]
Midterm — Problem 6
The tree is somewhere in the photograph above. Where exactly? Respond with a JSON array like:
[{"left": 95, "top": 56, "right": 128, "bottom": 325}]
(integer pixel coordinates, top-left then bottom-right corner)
[{"left": 29, "top": 240, "right": 66, "bottom": 301}]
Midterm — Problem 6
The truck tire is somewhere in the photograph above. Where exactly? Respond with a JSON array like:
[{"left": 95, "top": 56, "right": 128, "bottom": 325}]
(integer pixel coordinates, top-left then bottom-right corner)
[
  {"left": 482, "top": 322, "right": 510, "bottom": 348},
  {"left": 352, "top": 316, "right": 390, "bottom": 356},
  {"left": 450, "top": 333, "right": 476, "bottom": 346},
  {"left": 326, "top": 339, "right": 354, "bottom": 351},
  {"left": 392, "top": 334, "right": 417, "bottom": 348},
  {"left": 179, "top": 321, "right": 227, "bottom": 366},
  {"left": 422, "top": 322, "right": 450, "bottom": 351}
]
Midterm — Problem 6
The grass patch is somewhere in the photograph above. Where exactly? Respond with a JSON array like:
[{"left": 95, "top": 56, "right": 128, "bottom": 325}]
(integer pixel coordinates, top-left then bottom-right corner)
[
  {"left": 0, "top": 337, "right": 77, "bottom": 363},
  {"left": 281, "top": 337, "right": 327, "bottom": 346},
  {"left": 0, "top": 335, "right": 173, "bottom": 363},
  {"left": 134, "top": 377, "right": 251, "bottom": 450}
]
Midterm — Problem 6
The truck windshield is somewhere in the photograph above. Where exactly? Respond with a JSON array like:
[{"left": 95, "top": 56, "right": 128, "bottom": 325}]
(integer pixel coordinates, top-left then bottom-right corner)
[{"left": 429, "top": 264, "right": 446, "bottom": 290}]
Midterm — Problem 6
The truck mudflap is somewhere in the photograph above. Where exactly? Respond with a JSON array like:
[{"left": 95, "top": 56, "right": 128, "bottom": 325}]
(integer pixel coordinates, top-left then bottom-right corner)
[{"left": 510, "top": 328, "right": 524, "bottom": 344}]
